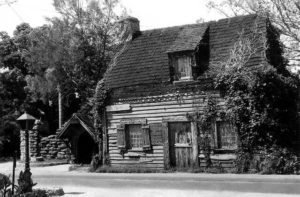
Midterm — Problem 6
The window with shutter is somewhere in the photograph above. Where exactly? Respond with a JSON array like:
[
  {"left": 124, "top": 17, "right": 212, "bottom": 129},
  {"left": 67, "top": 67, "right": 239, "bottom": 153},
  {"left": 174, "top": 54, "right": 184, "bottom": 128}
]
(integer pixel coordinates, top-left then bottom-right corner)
[
  {"left": 142, "top": 124, "right": 151, "bottom": 150},
  {"left": 117, "top": 124, "right": 126, "bottom": 149},
  {"left": 117, "top": 120, "right": 152, "bottom": 151}
]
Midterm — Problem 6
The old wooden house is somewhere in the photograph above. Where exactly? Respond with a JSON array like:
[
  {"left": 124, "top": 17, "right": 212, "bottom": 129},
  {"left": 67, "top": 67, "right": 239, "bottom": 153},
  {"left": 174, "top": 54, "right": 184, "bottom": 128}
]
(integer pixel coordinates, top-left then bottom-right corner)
[
  {"left": 97, "top": 14, "right": 274, "bottom": 170},
  {"left": 57, "top": 14, "right": 280, "bottom": 169}
]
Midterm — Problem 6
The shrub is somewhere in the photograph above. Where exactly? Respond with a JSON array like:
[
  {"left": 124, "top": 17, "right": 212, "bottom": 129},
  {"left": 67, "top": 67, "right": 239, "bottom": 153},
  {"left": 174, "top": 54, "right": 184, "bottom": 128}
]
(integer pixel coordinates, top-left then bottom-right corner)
[
  {"left": 236, "top": 146, "right": 299, "bottom": 174},
  {"left": 0, "top": 173, "right": 12, "bottom": 197},
  {"left": 258, "top": 146, "right": 299, "bottom": 174}
]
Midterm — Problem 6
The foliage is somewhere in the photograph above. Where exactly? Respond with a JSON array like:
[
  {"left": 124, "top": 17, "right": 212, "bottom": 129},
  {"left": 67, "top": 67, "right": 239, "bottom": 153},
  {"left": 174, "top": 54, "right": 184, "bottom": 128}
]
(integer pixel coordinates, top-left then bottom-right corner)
[
  {"left": 0, "top": 0, "right": 127, "bottom": 144},
  {"left": 14, "top": 188, "right": 64, "bottom": 197},
  {"left": 92, "top": 79, "right": 110, "bottom": 132},
  {"left": 258, "top": 146, "right": 299, "bottom": 174},
  {"left": 188, "top": 96, "right": 217, "bottom": 167},
  {"left": 0, "top": 173, "right": 12, "bottom": 197},
  {"left": 27, "top": 0, "right": 126, "bottom": 103},
  {"left": 236, "top": 145, "right": 299, "bottom": 174},
  {"left": 0, "top": 69, "right": 27, "bottom": 158},
  {"left": 91, "top": 79, "right": 110, "bottom": 165},
  {"left": 207, "top": 0, "right": 300, "bottom": 70},
  {"left": 211, "top": 23, "right": 299, "bottom": 173},
  {"left": 17, "top": 170, "right": 36, "bottom": 194},
  {"left": 89, "top": 154, "right": 101, "bottom": 172}
]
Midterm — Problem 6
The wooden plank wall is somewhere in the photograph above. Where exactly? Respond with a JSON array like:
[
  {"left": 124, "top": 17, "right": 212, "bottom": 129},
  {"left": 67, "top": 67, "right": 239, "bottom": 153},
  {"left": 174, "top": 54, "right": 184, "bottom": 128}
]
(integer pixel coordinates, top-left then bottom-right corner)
[{"left": 106, "top": 93, "right": 224, "bottom": 170}]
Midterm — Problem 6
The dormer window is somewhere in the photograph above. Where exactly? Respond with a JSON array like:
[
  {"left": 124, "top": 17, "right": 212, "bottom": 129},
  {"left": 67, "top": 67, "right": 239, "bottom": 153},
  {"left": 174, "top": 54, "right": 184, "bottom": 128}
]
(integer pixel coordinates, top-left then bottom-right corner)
[
  {"left": 169, "top": 53, "right": 196, "bottom": 82},
  {"left": 177, "top": 56, "right": 192, "bottom": 80}
]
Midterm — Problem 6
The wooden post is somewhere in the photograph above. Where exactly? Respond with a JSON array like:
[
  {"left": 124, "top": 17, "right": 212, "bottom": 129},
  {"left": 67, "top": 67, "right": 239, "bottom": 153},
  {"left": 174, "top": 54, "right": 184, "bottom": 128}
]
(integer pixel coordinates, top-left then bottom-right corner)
[
  {"left": 12, "top": 151, "right": 16, "bottom": 195},
  {"left": 191, "top": 122, "right": 199, "bottom": 168},
  {"left": 162, "top": 122, "right": 170, "bottom": 170},
  {"left": 57, "top": 85, "right": 63, "bottom": 129},
  {"left": 25, "top": 121, "right": 30, "bottom": 171},
  {"left": 102, "top": 108, "right": 108, "bottom": 165}
]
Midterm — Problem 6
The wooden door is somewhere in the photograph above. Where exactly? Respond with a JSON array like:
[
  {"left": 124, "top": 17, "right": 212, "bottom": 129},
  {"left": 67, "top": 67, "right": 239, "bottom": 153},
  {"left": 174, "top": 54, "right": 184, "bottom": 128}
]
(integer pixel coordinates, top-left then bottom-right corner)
[{"left": 168, "top": 122, "right": 193, "bottom": 168}]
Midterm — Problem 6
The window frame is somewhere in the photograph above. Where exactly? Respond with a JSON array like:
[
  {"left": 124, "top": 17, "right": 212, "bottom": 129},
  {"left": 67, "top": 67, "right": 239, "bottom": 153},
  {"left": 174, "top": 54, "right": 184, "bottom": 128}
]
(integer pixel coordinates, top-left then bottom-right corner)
[
  {"left": 169, "top": 52, "right": 196, "bottom": 82},
  {"left": 126, "top": 124, "right": 144, "bottom": 151},
  {"left": 213, "top": 121, "right": 238, "bottom": 151},
  {"left": 117, "top": 118, "right": 151, "bottom": 152}
]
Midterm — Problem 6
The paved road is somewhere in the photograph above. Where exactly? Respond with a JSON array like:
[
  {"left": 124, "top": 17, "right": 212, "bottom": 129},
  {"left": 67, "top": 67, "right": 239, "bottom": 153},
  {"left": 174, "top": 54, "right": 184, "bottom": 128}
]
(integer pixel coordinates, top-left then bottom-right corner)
[
  {"left": 1, "top": 162, "right": 300, "bottom": 197},
  {"left": 34, "top": 173, "right": 300, "bottom": 196}
]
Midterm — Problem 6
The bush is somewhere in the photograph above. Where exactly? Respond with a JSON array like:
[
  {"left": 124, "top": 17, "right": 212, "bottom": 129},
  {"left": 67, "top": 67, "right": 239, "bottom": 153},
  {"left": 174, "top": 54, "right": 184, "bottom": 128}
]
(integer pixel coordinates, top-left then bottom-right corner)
[
  {"left": 258, "top": 146, "right": 299, "bottom": 174},
  {"left": 236, "top": 151, "right": 252, "bottom": 173},
  {"left": 237, "top": 146, "right": 299, "bottom": 174},
  {"left": 0, "top": 173, "right": 12, "bottom": 197},
  {"left": 14, "top": 188, "right": 64, "bottom": 197}
]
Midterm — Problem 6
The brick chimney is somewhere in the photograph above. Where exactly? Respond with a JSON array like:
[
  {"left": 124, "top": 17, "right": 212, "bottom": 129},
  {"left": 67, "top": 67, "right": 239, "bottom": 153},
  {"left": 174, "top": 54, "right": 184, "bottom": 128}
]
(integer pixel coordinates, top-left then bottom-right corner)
[{"left": 120, "top": 17, "right": 140, "bottom": 41}]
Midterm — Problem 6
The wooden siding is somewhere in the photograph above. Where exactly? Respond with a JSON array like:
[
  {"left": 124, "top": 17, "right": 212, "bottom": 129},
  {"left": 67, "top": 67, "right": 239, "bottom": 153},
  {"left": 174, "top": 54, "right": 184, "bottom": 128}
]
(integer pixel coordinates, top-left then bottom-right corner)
[{"left": 106, "top": 93, "right": 223, "bottom": 169}]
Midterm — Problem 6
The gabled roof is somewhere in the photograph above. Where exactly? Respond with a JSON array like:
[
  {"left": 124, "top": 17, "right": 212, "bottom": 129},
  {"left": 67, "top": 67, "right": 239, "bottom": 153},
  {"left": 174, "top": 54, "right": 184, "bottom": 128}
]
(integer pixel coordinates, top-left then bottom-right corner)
[
  {"left": 166, "top": 23, "right": 209, "bottom": 53},
  {"left": 104, "top": 14, "right": 266, "bottom": 89},
  {"left": 57, "top": 113, "right": 95, "bottom": 141}
]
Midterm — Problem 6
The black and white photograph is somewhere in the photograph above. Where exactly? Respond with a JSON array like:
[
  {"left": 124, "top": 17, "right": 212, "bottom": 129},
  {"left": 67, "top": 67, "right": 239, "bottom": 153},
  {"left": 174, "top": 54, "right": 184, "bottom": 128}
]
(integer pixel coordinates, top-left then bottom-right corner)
[{"left": 0, "top": 0, "right": 300, "bottom": 196}]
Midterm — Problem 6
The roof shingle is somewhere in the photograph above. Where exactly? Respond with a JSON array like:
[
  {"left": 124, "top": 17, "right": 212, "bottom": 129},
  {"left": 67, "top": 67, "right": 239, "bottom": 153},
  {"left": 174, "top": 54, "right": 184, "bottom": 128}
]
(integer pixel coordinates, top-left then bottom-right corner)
[{"left": 104, "top": 14, "right": 266, "bottom": 89}]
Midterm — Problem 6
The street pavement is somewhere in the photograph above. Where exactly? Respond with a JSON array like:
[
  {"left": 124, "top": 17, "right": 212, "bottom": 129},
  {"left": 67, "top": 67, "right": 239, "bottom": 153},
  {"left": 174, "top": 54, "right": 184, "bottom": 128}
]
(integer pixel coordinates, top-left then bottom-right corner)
[{"left": 1, "top": 162, "right": 300, "bottom": 197}]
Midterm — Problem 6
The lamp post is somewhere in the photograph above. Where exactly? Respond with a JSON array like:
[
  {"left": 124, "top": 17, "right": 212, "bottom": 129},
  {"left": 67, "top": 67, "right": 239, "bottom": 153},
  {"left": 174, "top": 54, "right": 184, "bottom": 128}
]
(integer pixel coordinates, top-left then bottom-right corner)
[{"left": 17, "top": 112, "right": 36, "bottom": 171}]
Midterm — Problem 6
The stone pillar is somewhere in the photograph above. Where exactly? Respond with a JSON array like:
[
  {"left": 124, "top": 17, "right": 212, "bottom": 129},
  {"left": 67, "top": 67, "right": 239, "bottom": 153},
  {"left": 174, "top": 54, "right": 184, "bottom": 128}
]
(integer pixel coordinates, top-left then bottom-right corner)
[
  {"left": 20, "top": 123, "right": 40, "bottom": 162},
  {"left": 29, "top": 127, "right": 40, "bottom": 159},
  {"left": 20, "top": 130, "right": 26, "bottom": 161}
]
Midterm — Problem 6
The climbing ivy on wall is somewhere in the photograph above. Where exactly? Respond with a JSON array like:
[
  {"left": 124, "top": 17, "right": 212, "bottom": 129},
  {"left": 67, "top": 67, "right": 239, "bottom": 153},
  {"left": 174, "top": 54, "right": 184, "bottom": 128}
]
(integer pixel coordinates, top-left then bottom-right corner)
[
  {"left": 188, "top": 23, "right": 299, "bottom": 173},
  {"left": 91, "top": 79, "right": 110, "bottom": 166},
  {"left": 211, "top": 24, "right": 299, "bottom": 173},
  {"left": 93, "top": 79, "right": 110, "bottom": 129}
]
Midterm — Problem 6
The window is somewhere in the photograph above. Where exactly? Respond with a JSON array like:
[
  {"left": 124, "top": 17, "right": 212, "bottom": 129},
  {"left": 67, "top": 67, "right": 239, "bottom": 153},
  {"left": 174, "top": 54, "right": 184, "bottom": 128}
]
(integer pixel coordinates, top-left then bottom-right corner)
[
  {"left": 117, "top": 122, "right": 151, "bottom": 151},
  {"left": 169, "top": 122, "right": 192, "bottom": 145},
  {"left": 177, "top": 56, "right": 192, "bottom": 80},
  {"left": 170, "top": 54, "right": 195, "bottom": 81},
  {"left": 216, "top": 121, "right": 237, "bottom": 150},
  {"left": 127, "top": 124, "right": 143, "bottom": 149}
]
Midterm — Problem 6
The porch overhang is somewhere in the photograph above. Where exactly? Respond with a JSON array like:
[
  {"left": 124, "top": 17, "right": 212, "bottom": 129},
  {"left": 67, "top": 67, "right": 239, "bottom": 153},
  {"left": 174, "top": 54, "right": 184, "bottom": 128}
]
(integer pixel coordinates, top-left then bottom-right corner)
[{"left": 57, "top": 113, "right": 96, "bottom": 142}]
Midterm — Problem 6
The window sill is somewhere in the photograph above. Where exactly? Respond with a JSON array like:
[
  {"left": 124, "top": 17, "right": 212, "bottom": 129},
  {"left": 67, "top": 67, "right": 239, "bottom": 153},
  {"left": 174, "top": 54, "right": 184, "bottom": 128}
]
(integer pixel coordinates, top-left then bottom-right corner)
[
  {"left": 174, "top": 143, "right": 192, "bottom": 148},
  {"left": 124, "top": 151, "right": 145, "bottom": 158},
  {"left": 213, "top": 148, "right": 237, "bottom": 154},
  {"left": 126, "top": 148, "right": 144, "bottom": 152},
  {"left": 198, "top": 154, "right": 237, "bottom": 160},
  {"left": 173, "top": 80, "right": 195, "bottom": 85},
  {"left": 210, "top": 154, "right": 237, "bottom": 160}
]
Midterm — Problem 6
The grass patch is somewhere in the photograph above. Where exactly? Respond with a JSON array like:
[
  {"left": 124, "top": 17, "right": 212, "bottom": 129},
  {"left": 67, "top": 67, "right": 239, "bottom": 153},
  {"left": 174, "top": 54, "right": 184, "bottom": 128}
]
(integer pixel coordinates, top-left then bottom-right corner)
[
  {"left": 13, "top": 188, "right": 65, "bottom": 197},
  {"left": 94, "top": 165, "right": 163, "bottom": 173}
]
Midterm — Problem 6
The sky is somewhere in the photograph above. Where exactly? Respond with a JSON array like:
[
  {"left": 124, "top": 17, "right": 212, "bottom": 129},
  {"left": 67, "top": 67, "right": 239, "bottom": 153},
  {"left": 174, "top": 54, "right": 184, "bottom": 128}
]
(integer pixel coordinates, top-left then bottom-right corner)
[{"left": 0, "top": 0, "right": 224, "bottom": 35}]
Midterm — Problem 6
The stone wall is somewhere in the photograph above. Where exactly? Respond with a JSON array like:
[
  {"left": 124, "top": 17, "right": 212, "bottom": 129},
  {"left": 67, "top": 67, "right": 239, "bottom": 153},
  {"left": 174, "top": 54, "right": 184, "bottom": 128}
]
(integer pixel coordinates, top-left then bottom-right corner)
[
  {"left": 20, "top": 127, "right": 71, "bottom": 161},
  {"left": 40, "top": 135, "right": 71, "bottom": 160}
]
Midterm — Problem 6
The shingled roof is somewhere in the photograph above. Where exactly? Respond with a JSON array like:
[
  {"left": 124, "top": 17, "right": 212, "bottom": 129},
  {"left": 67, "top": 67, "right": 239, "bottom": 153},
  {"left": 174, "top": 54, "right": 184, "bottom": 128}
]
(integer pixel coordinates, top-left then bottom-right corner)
[
  {"left": 104, "top": 14, "right": 266, "bottom": 89},
  {"left": 57, "top": 113, "right": 96, "bottom": 141}
]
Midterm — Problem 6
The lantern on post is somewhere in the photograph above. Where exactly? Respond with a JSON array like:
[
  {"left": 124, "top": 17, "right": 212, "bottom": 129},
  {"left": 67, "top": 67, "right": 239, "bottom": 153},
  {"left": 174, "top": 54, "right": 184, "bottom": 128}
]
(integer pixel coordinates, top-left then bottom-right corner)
[
  {"left": 16, "top": 112, "right": 37, "bottom": 171},
  {"left": 16, "top": 112, "right": 37, "bottom": 193}
]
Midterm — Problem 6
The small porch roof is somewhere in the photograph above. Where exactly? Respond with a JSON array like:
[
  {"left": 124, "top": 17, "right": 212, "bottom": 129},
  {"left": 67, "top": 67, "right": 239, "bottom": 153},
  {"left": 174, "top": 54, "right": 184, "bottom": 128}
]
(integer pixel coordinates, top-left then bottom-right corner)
[{"left": 57, "top": 113, "right": 96, "bottom": 141}]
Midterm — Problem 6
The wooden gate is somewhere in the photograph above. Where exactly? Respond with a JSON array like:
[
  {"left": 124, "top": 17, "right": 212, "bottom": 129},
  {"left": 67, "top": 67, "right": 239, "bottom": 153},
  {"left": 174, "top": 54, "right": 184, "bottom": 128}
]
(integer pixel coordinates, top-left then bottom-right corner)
[{"left": 168, "top": 122, "right": 193, "bottom": 168}]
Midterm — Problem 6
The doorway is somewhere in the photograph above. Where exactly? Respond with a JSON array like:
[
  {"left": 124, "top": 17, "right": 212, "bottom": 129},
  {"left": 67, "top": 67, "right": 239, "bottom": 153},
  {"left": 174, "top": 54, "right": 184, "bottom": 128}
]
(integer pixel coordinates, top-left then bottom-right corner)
[
  {"left": 76, "top": 132, "right": 96, "bottom": 164},
  {"left": 168, "top": 122, "right": 193, "bottom": 168}
]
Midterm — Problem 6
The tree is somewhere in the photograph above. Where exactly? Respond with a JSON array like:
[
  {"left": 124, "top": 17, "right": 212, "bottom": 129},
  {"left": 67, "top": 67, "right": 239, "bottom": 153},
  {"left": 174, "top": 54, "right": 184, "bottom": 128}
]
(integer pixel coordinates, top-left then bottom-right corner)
[
  {"left": 25, "top": 0, "right": 126, "bottom": 121},
  {"left": 207, "top": 0, "right": 300, "bottom": 71},
  {"left": 0, "top": 69, "right": 27, "bottom": 157}
]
